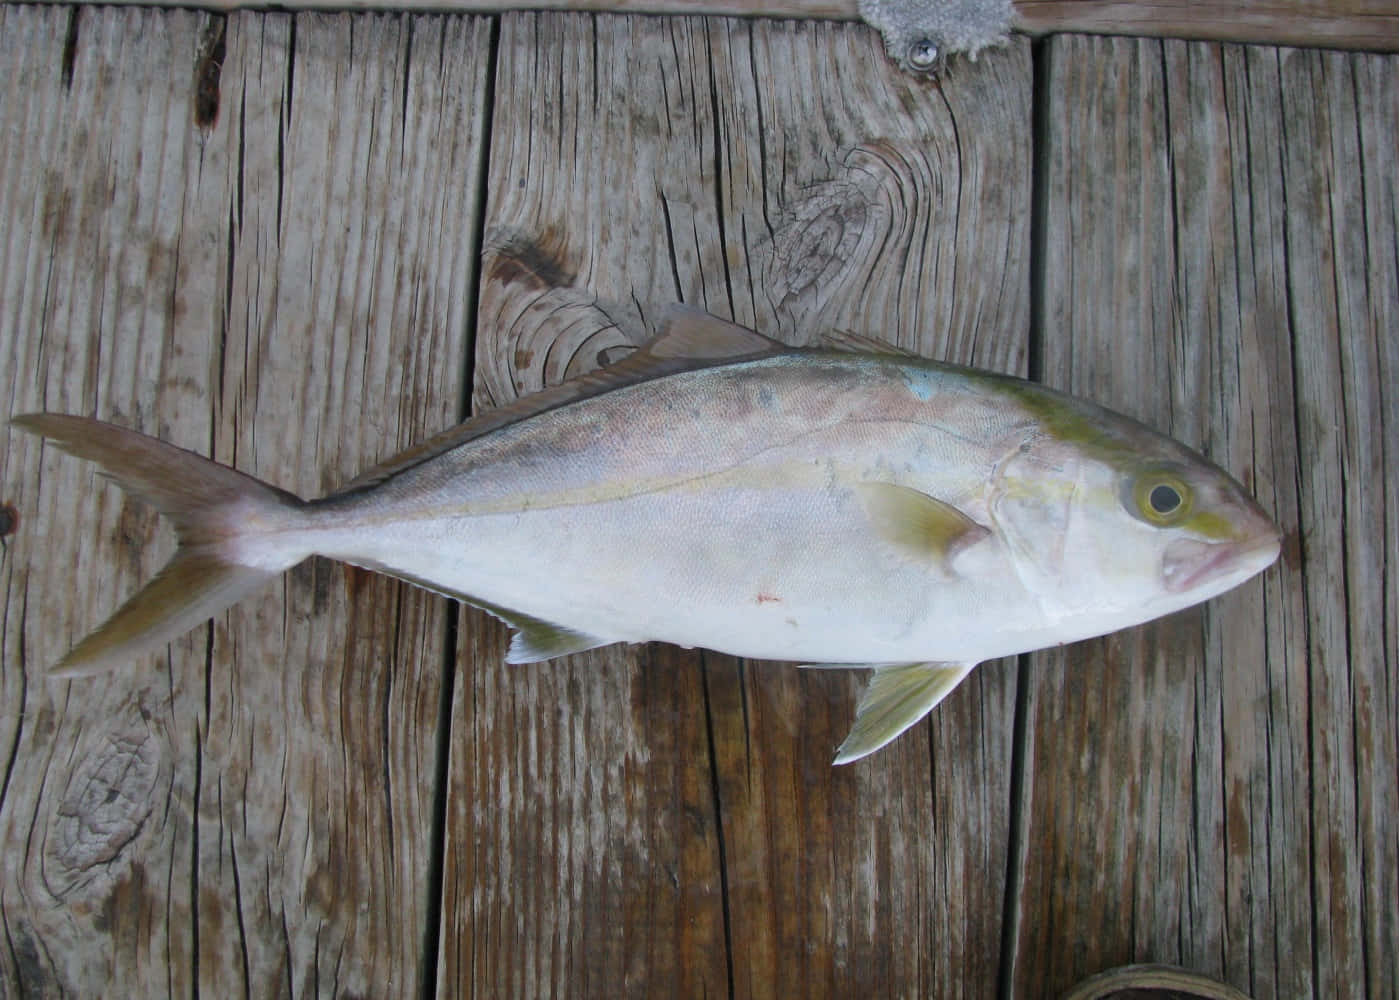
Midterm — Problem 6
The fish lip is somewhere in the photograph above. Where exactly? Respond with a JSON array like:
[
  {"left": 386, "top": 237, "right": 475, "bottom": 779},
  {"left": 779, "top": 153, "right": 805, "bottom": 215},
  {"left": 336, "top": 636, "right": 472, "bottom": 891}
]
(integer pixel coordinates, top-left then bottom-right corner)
[{"left": 1162, "top": 530, "right": 1281, "bottom": 594}]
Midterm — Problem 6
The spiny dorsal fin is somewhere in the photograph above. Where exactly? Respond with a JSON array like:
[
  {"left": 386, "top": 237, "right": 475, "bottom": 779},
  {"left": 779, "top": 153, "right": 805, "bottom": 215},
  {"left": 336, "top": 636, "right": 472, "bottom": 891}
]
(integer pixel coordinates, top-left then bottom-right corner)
[
  {"left": 855, "top": 483, "right": 990, "bottom": 569},
  {"left": 332, "top": 307, "right": 785, "bottom": 495},
  {"left": 817, "top": 328, "right": 918, "bottom": 357},
  {"left": 833, "top": 662, "right": 978, "bottom": 765}
]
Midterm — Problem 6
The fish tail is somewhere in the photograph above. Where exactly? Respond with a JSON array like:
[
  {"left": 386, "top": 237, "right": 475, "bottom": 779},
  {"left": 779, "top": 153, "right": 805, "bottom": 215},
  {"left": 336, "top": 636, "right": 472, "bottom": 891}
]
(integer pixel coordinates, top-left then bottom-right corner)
[{"left": 11, "top": 413, "right": 310, "bottom": 677}]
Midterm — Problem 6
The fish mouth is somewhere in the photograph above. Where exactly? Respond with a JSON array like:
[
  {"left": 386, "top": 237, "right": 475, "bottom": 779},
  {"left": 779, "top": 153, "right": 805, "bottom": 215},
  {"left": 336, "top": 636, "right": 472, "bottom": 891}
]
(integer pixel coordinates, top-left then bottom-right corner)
[{"left": 1162, "top": 531, "right": 1282, "bottom": 595}]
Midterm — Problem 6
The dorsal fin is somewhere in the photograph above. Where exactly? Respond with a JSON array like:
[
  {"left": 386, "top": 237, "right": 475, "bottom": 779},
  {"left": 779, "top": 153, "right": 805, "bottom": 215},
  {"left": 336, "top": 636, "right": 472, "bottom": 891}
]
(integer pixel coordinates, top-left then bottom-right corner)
[
  {"left": 331, "top": 307, "right": 785, "bottom": 495},
  {"left": 646, "top": 304, "right": 784, "bottom": 359}
]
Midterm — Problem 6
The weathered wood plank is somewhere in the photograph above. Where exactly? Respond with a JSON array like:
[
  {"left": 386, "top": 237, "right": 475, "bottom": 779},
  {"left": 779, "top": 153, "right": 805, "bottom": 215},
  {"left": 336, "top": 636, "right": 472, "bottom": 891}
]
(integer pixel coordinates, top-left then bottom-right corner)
[
  {"left": 7, "top": 7, "right": 1392, "bottom": 998},
  {"left": 1007, "top": 35, "right": 1398, "bottom": 999},
  {"left": 19, "top": 0, "right": 1399, "bottom": 52},
  {"left": 438, "top": 12, "right": 1031, "bottom": 997},
  {"left": 1275, "top": 47, "right": 1398, "bottom": 999},
  {"left": 0, "top": 7, "right": 490, "bottom": 996},
  {"left": 1014, "top": 1, "right": 1399, "bottom": 51}
]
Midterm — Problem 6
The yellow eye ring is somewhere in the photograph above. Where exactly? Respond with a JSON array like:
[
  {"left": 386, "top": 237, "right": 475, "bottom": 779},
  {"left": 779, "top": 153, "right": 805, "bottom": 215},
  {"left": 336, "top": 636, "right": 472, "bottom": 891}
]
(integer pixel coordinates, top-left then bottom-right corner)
[{"left": 1133, "top": 471, "right": 1193, "bottom": 525}]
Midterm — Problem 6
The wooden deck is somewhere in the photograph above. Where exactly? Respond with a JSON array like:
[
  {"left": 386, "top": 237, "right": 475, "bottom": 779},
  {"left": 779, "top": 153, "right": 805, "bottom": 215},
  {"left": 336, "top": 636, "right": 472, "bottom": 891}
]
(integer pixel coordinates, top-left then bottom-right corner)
[{"left": 0, "top": 6, "right": 1394, "bottom": 997}]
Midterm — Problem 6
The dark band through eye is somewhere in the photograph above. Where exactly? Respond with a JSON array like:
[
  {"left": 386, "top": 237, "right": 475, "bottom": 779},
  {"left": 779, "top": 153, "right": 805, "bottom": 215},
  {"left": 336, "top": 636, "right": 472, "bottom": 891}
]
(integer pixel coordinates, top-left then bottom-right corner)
[{"left": 1149, "top": 483, "right": 1182, "bottom": 514}]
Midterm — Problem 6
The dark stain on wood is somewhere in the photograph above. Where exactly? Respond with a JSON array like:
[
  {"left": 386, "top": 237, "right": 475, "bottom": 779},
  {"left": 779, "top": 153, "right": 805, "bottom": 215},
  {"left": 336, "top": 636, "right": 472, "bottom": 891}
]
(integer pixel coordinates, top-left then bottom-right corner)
[
  {"left": 300, "top": 557, "right": 333, "bottom": 615},
  {"left": 488, "top": 226, "right": 577, "bottom": 290},
  {"left": 60, "top": 7, "right": 80, "bottom": 90},
  {"left": 342, "top": 562, "right": 374, "bottom": 604},
  {"left": 92, "top": 859, "right": 150, "bottom": 936},
  {"left": 0, "top": 501, "right": 17, "bottom": 539},
  {"left": 6, "top": 923, "right": 58, "bottom": 996},
  {"left": 1281, "top": 526, "right": 1303, "bottom": 571},
  {"left": 193, "top": 15, "right": 227, "bottom": 129},
  {"left": 197, "top": 884, "right": 226, "bottom": 944},
  {"left": 41, "top": 171, "right": 74, "bottom": 244}
]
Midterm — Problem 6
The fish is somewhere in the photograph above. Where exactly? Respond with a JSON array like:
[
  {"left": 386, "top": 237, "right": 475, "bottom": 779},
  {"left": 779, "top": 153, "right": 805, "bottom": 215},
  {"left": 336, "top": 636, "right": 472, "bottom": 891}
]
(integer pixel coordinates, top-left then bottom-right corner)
[{"left": 10, "top": 307, "right": 1281, "bottom": 763}]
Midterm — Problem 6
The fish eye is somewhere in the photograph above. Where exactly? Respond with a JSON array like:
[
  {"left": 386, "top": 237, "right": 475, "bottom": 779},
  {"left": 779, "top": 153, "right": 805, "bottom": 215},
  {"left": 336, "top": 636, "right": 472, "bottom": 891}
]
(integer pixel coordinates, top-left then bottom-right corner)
[
  {"left": 1131, "top": 470, "right": 1193, "bottom": 526},
  {"left": 1149, "top": 483, "right": 1182, "bottom": 515}
]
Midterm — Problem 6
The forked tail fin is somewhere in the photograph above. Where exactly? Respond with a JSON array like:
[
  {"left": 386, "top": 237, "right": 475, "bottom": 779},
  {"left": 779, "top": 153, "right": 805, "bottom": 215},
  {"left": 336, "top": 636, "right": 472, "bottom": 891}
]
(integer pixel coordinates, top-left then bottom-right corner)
[{"left": 11, "top": 414, "right": 309, "bottom": 676}]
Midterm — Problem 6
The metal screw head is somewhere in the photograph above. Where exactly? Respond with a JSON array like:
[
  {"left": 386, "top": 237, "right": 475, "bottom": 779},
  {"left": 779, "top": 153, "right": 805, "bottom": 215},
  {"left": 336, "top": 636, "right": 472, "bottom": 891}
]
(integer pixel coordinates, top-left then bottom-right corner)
[{"left": 907, "top": 38, "right": 941, "bottom": 72}]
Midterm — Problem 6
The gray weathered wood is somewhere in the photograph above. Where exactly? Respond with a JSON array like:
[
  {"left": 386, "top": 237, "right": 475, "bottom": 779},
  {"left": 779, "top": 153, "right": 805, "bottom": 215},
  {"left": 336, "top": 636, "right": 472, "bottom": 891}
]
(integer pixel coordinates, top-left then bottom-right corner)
[
  {"left": 1014, "top": 0, "right": 1399, "bottom": 50},
  {"left": 0, "top": 7, "right": 490, "bottom": 995},
  {"left": 438, "top": 12, "right": 1031, "bottom": 997},
  {"left": 18, "top": 0, "right": 1399, "bottom": 52},
  {"left": 1007, "top": 34, "right": 1398, "bottom": 999},
  {"left": 1277, "top": 47, "right": 1398, "bottom": 999},
  {"left": 3, "top": 7, "right": 1395, "bottom": 999}
]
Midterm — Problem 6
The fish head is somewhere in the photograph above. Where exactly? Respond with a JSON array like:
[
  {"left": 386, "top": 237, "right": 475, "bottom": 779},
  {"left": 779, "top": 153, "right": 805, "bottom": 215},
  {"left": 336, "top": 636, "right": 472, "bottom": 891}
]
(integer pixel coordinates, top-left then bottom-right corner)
[{"left": 988, "top": 394, "right": 1281, "bottom": 639}]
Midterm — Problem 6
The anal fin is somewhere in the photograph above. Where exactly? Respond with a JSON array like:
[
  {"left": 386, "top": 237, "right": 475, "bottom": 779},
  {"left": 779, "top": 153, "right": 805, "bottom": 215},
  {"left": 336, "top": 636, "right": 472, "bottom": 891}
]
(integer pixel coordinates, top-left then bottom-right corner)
[
  {"left": 499, "top": 610, "right": 616, "bottom": 663},
  {"left": 833, "top": 661, "right": 978, "bottom": 765},
  {"left": 342, "top": 559, "right": 617, "bottom": 663}
]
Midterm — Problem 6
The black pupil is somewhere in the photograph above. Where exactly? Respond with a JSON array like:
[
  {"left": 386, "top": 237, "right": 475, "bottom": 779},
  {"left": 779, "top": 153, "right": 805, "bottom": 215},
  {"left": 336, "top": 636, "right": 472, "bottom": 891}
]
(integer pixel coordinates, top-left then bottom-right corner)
[{"left": 1149, "top": 483, "right": 1182, "bottom": 514}]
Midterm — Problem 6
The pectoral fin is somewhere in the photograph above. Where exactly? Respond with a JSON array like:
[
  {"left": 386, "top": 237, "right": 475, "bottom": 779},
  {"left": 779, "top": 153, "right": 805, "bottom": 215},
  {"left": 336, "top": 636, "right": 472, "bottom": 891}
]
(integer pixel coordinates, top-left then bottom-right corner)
[
  {"left": 833, "top": 662, "right": 978, "bottom": 765},
  {"left": 856, "top": 483, "right": 990, "bottom": 569}
]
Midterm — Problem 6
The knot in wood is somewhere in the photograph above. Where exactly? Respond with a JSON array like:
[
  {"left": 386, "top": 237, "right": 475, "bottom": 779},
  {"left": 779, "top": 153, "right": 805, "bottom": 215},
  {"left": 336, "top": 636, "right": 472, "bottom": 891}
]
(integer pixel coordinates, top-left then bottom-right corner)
[
  {"left": 51, "top": 727, "right": 162, "bottom": 876},
  {"left": 771, "top": 185, "right": 873, "bottom": 298},
  {"left": 480, "top": 288, "right": 631, "bottom": 406}
]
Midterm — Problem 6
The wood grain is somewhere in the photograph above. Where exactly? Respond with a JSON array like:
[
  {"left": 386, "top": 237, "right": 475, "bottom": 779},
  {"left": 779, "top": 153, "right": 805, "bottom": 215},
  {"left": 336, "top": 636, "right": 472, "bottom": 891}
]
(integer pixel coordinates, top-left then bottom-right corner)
[
  {"left": 1007, "top": 34, "right": 1397, "bottom": 999},
  {"left": 1276, "top": 47, "right": 1398, "bottom": 999},
  {"left": 439, "top": 12, "right": 1031, "bottom": 997},
  {"left": 1014, "top": 1, "right": 1399, "bottom": 51},
  {"left": 0, "top": 7, "right": 491, "bottom": 995},
  {"left": 3, "top": 7, "right": 1394, "bottom": 999},
  {"left": 18, "top": 0, "right": 1399, "bottom": 52}
]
